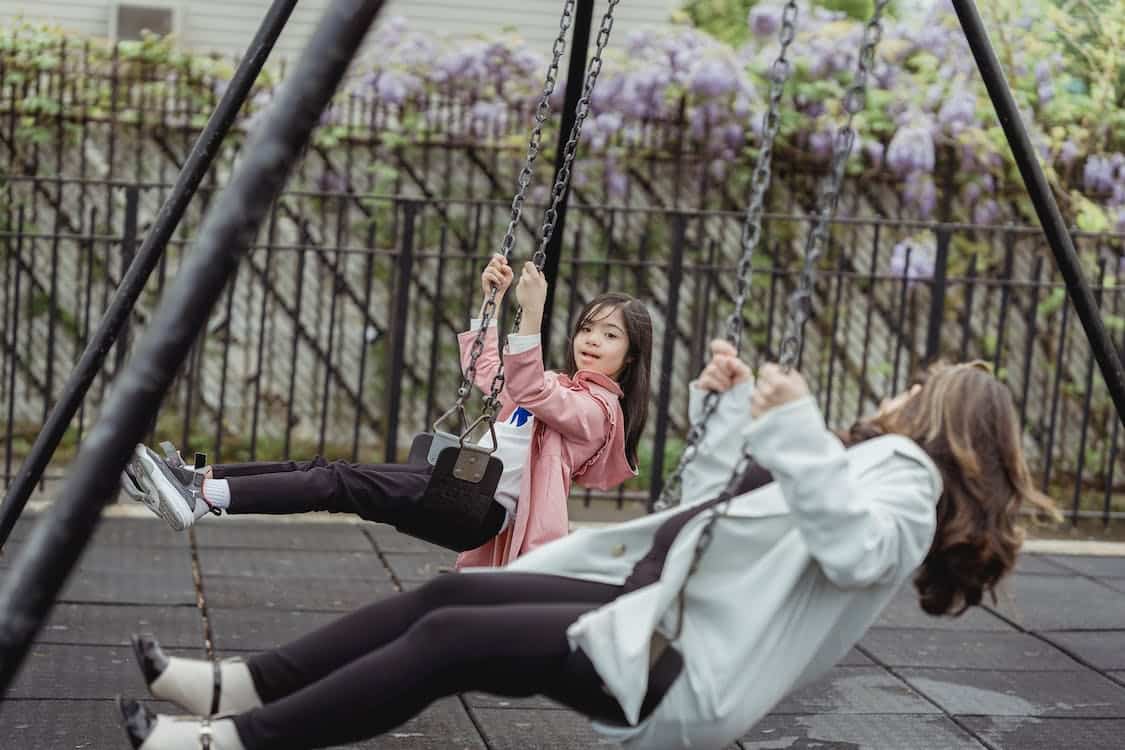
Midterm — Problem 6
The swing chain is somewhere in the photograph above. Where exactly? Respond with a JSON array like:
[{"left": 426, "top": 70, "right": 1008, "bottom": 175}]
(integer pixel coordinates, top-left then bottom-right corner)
[
  {"left": 482, "top": 0, "right": 621, "bottom": 421},
  {"left": 777, "top": 0, "right": 888, "bottom": 370},
  {"left": 438, "top": 1, "right": 577, "bottom": 432},
  {"left": 653, "top": 0, "right": 798, "bottom": 513},
  {"left": 497, "top": 0, "right": 577, "bottom": 265},
  {"left": 665, "top": 1, "right": 890, "bottom": 642}
]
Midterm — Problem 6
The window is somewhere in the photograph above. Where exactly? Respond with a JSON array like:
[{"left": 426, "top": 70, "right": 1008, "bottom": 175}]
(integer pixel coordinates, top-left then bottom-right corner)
[{"left": 111, "top": 3, "right": 181, "bottom": 41}]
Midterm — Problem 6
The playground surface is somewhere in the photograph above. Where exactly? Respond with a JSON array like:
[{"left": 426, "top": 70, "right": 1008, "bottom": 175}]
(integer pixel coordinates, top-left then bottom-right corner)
[{"left": 2, "top": 509, "right": 1124, "bottom": 749}]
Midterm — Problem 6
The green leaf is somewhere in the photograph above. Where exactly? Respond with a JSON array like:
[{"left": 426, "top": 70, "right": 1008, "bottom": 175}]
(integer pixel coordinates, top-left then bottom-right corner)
[{"left": 1075, "top": 195, "right": 1111, "bottom": 233}]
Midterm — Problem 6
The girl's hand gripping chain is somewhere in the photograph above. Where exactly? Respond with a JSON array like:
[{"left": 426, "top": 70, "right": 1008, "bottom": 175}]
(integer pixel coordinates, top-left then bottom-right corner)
[
  {"left": 515, "top": 262, "right": 548, "bottom": 335},
  {"left": 480, "top": 254, "right": 514, "bottom": 303},
  {"left": 696, "top": 339, "right": 752, "bottom": 394},
  {"left": 750, "top": 362, "right": 810, "bottom": 418}
]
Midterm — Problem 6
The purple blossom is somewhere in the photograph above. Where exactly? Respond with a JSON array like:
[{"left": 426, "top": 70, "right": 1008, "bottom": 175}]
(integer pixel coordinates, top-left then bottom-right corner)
[
  {"left": 889, "top": 239, "right": 937, "bottom": 286},
  {"left": 903, "top": 172, "right": 937, "bottom": 217},
  {"left": 624, "top": 29, "right": 656, "bottom": 57},
  {"left": 748, "top": 5, "right": 781, "bottom": 38},
  {"left": 607, "top": 168, "right": 628, "bottom": 198},
  {"left": 723, "top": 123, "right": 745, "bottom": 151},
  {"left": 1058, "top": 140, "right": 1080, "bottom": 167},
  {"left": 1116, "top": 208, "right": 1125, "bottom": 235},
  {"left": 887, "top": 123, "right": 936, "bottom": 176},
  {"left": 468, "top": 101, "right": 508, "bottom": 138},
  {"left": 973, "top": 199, "right": 1002, "bottom": 225},
  {"left": 732, "top": 93, "right": 753, "bottom": 119},
  {"left": 1113, "top": 153, "right": 1125, "bottom": 179},
  {"left": 690, "top": 59, "right": 738, "bottom": 98},
  {"left": 373, "top": 71, "right": 419, "bottom": 105},
  {"left": 1084, "top": 155, "right": 1117, "bottom": 194},
  {"left": 1037, "top": 81, "right": 1054, "bottom": 105},
  {"left": 709, "top": 157, "right": 730, "bottom": 181},
  {"left": 938, "top": 90, "right": 976, "bottom": 134},
  {"left": 864, "top": 140, "right": 885, "bottom": 167},
  {"left": 1113, "top": 183, "right": 1125, "bottom": 207},
  {"left": 590, "top": 75, "right": 624, "bottom": 112},
  {"left": 809, "top": 130, "right": 834, "bottom": 160}
]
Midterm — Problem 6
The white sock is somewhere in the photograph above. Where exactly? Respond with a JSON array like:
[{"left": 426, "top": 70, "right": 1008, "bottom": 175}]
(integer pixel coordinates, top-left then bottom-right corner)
[
  {"left": 149, "top": 657, "right": 263, "bottom": 715},
  {"left": 201, "top": 479, "right": 231, "bottom": 511},
  {"left": 141, "top": 716, "right": 245, "bottom": 750}
]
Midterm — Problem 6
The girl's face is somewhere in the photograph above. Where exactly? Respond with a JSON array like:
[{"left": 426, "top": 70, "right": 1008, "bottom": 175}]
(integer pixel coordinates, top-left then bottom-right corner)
[{"left": 573, "top": 305, "right": 630, "bottom": 380}]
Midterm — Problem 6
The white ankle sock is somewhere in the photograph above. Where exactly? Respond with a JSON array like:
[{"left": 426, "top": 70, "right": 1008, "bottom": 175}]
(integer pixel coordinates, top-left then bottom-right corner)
[
  {"left": 141, "top": 716, "right": 245, "bottom": 750},
  {"left": 200, "top": 479, "right": 231, "bottom": 511},
  {"left": 149, "top": 657, "right": 263, "bottom": 715}
]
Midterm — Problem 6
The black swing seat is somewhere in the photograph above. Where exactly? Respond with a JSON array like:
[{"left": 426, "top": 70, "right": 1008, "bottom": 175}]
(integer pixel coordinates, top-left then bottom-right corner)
[{"left": 394, "top": 433, "right": 508, "bottom": 552}]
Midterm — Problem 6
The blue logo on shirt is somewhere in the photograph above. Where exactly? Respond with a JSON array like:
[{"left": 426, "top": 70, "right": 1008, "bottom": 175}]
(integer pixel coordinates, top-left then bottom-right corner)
[{"left": 509, "top": 407, "right": 532, "bottom": 427}]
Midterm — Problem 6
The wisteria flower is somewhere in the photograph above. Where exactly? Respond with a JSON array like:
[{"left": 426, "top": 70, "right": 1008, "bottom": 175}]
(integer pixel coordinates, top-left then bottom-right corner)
[
  {"left": 889, "top": 238, "right": 937, "bottom": 285},
  {"left": 748, "top": 5, "right": 781, "bottom": 38},
  {"left": 887, "top": 123, "right": 937, "bottom": 176}
]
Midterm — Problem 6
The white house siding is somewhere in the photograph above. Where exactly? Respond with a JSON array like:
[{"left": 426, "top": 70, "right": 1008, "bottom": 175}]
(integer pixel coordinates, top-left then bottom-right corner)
[{"left": 0, "top": 1, "right": 681, "bottom": 61}]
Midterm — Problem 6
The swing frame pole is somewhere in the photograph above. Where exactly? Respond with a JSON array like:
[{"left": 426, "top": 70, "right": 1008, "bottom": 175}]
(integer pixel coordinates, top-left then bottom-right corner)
[
  {"left": 951, "top": 0, "right": 1125, "bottom": 429},
  {"left": 0, "top": 0, "right": 388, "bottom": 698},
  {"left": 0, "top": 0, "right": 302, "bottom": 551},
  {"left": 541, "top": 0, "right": 595, "bottom": 358}
]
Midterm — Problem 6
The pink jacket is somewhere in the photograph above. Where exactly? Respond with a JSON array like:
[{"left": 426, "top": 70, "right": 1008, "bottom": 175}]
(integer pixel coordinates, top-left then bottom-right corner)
[{"left": 454, "top": 325, "right": 636, "bottom": 569}]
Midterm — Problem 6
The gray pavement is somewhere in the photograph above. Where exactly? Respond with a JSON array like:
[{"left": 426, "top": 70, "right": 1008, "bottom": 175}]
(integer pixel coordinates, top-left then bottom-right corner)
[{"left": 2, "top": 513, "right": 1124, "bottom": 749}]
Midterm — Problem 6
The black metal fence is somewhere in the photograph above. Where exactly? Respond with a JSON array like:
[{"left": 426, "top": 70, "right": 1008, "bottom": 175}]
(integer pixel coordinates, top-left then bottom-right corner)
[{"left": 2, "top": 175, "right": 1125, "bottom": 523}]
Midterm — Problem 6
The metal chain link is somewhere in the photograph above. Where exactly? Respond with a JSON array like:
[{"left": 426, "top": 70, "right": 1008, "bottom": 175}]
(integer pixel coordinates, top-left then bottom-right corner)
[
  {"left": 777, "top": 0, "right": 888, "bottom": 370},
  {"left": 436, "top": 1, "right": 577, "bottom": 433},
  {"left": 665, "top": 1, "right": 890, "bottom": 642},
  {"left": 480, "top": 0, "right": 621, "bottom": 421},
  {"left": 653, "top": 0, "right": 799, "bottom": 513}
]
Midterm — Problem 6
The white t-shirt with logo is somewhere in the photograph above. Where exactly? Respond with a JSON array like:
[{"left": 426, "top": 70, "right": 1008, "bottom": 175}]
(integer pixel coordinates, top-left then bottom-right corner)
[{"left": 469, "top": 320, "right": 539, "bottom": 530}]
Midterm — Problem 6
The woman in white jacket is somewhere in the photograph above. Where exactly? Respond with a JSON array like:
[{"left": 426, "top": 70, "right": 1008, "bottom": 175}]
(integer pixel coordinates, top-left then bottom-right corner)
[{"left": 117, "top": 342, "right": 1058, "bottom": 750}]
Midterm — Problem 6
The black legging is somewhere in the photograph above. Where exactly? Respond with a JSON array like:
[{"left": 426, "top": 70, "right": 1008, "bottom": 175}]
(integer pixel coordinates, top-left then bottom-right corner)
[
  {"left": 211, "top": 458, "right": 430, "bottom": 522},
  {"left": 233, "top": 573, "right": 630, "bottom": 750},
  {"left": 226, "top": 461, "right": 774, "bottom": 749}
]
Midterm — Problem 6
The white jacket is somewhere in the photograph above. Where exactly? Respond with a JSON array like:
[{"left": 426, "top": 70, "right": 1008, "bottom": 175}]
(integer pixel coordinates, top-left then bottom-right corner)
[{"left": 503, "top": 381, "right": 942, "bottom": 749}]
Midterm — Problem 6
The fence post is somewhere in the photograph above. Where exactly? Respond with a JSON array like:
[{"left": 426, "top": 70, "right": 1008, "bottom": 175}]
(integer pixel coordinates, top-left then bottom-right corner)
[
  {"left": 386, "top": 200, "right": 416, "bottom": 462},
  {"left": 0, "top": 0, "right": 301, "bottom": 549},
  {"left": 648, "top": 213, "right": 688, "bottom": 509},
  {"left": 3, "top": 209, "right": 24, "bottom": 489},
  {"left": 114, "top": 187, "right": 140, "bottom": 377},
  {"left": 924, "top": 153, "right": 955, "bottom": 362}
]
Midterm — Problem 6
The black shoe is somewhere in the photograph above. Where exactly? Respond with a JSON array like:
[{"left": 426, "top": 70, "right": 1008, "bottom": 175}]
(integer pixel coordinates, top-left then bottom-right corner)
[
  {"left": 131, "top": 633, "right": 170, "bottom": 688},
  {"left": 117, "top": 695, "right": 157, "bottom": 750}
]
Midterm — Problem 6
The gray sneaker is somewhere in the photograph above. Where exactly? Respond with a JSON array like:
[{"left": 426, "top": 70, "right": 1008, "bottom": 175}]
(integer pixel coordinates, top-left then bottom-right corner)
[
  {"left": 125, "top": 444, "right": 216, "bottom": 531},
  {"left": 121, "top": 442, "right": 184, "bottom": 504}
]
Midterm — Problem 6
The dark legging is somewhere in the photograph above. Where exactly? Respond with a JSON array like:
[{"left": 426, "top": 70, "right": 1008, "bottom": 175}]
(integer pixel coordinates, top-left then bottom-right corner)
[
  {"left": 223, "top": 461, "right": 773, "bottom": 749},
  {"left": 232, "top": 572, "right": 644, "bottom": 750},
  {"left": 211, "top": 458, "right": 430, "bottom": 522}
]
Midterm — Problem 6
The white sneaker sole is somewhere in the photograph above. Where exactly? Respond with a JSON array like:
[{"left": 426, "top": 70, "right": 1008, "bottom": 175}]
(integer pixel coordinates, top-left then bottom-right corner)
[{"left": 133, "top": 445, "right": 194, "bottom": 531}]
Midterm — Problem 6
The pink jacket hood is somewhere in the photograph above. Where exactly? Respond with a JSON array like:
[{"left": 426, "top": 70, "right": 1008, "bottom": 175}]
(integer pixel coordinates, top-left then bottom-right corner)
[{"left": 454, "top": 326, "right": 636, "bottom": 569}]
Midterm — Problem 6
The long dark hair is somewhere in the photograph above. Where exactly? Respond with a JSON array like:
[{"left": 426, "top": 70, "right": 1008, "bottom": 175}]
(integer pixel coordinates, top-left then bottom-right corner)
[
  {"left": 562, "top": 293, "right": 653, "bottom": 469},
  {"left": 841, "top": 361, "right": 1059, "bottom": 616}
]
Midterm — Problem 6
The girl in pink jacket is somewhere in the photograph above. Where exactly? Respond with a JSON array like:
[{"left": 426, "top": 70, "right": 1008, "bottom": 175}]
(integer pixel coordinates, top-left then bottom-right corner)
[
  {"left": 120, "top": 255, "right": 653, "bottom": 568},
  {"left": 456, "top": 255, "right": 653, "bottom": 568}
]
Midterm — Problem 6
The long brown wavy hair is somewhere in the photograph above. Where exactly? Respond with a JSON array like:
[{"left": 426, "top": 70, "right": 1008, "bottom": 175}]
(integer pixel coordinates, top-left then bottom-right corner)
[
  {"left": 840, "top": 361, "right": 1060, "bottom": 616},
  {"left": 562, "top": 293, "right": 653, "bottom": 470}
]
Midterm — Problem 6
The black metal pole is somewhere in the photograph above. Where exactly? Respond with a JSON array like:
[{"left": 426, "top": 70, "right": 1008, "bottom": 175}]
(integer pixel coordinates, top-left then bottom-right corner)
[
  {"left": 0, "top": 0, "right": 387, "bottom": 697},
  {"left": 951, "top": 0, "right": 1125, "bottom": 430},
  {"left": 0, "top": 0, "right": 301, "bottom": 550},
  {"left": 540, "top": 0, "right": 594, "bottom": 359}
]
